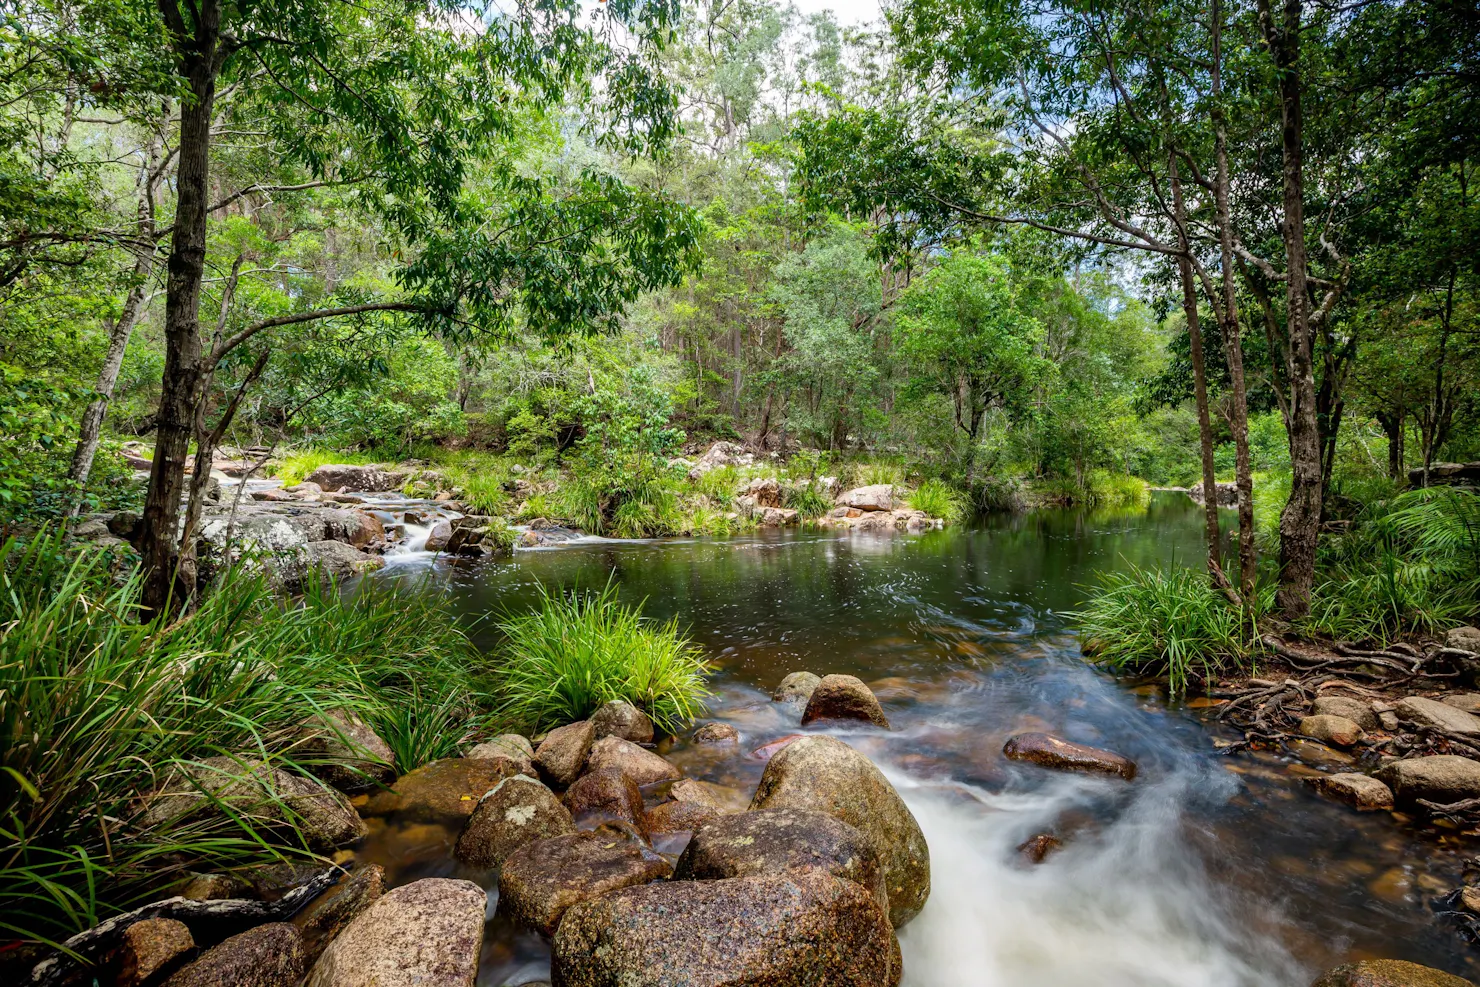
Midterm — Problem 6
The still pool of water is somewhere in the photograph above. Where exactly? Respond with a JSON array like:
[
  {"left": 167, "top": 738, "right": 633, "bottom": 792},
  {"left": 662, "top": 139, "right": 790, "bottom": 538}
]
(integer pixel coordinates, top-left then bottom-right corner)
[{"left": 367, "top": 494, "right": 1477, "bottom": 986}]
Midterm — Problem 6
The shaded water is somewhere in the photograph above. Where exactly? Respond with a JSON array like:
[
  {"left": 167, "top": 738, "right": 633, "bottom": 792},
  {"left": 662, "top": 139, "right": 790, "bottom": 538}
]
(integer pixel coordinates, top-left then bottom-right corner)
[{"left": 368, "top": 494, "right": 1477, "bottom": 986}]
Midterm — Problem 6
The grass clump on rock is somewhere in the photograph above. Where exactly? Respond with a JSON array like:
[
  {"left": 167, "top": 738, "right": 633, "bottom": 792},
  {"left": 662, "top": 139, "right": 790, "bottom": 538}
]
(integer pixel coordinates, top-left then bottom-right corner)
[{"left": 493, "top": 583, "right": 712, "bottom": 735}]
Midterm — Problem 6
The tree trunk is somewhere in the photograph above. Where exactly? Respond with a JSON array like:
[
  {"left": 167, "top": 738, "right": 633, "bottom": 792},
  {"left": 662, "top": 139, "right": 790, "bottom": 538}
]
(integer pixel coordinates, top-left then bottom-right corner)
[
  {"left": 138, "top": 12, "right": 220, "bottom": 617},
  {"left": 1378, "top": 409, "right": 1405, "bottom": 480}
]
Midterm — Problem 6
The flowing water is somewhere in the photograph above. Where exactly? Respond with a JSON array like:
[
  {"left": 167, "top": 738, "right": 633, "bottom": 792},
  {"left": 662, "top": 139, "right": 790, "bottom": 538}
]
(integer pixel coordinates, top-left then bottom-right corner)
[{"left": 365, "top": 493, "right": 1477, "bottom": 986}]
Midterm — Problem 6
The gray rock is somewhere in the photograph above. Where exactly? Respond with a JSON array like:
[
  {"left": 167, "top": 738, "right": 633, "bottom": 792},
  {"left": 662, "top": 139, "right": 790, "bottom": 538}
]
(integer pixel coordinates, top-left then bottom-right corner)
[
  {"left": 675, "top": 808, "right": 888, "bottom": 913},
  {"left": 773, "top": 671, "right": 822, "bottom": 705},
  {"left": 303, "top": 464, "right": 406, "bottom": 494},
  {"left": 164, "top": 923, "right": 302, "bottom": 987},
  {"left": 535, "top": 721, "right": 596, "bottom": 788},
  {"left": 802, "top": 674, "right": 890, "bottom": 729},
  {"left": 1396, "top": 696, "right": 1480, "bottom": 736},
  {"left": 291, "top": 709, "right": 395, "bottom": 793},
  {"left": 1310, "top": 773, "right": 1394, "bottom": 811},
  {"left": 1311, "top": 959, "right": 1476, "bottom": 987},
  {"left": 361, "top": 757, "right": 519, "bottom": 823},
  {"left": 1298, "top": 714, "right": 1365, "bottom": 747},
  {"left": 1378, "top": 755, "right": 1480, "bottom": 807},
  {"left": 304, "top": 878, "right": 486, "bottom": 987},
  {"left": 584, "top": 736, "right": 681, "bottom": 787},
  {"left": 1446, "top": 694, "right": 1480, "bottom": 715},
  {"left": 1448, "top": 626, "right": 1480, "bottom": 654},
  {"left": 553, "top": 872, "right": 897, "bottom": 987},
  {"left": 564, "top": 767, "right": 646, "bottom": 835},
  {"left": 454, "top": 775, "right": 575, "bottom": 869},
  {"left": 691, "top": 722, "right": 740, "bottom": 744},
  {"left": 589, "top": 701, "right": 654, "bottom": 744},
  {"left": 465, "top": 735, "right": 535, "bottom": 776},
  {"left": 298, "top": 865, "right": 385, "bottom": 965},
  {"left": 1311, "top": 696, "right": 1380, "bottom": 732},
  {"left": 423, "top": 519, "right": 452, "bottom": 552},
  {"left": 117, "top": 918, "right": 194, "bottom": 987},
  {"left": 498, "top": 832, "right": 673, "bottom": 937},
  {"left": 835, "top": 485, "right": 897, "bottom": 512},
  {"left": 1003, "top": 733, "right": 1137, "bottom": 780},
  {"left": 757, "top": 506, "right": 800, "bottom": 527},
  {"left": 750, "top": 735, "right": 929, "bottom": 928}
]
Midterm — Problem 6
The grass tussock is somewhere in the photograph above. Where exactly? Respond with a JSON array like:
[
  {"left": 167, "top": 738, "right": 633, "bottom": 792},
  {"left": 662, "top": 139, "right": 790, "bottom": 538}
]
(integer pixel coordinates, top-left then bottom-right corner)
[
  {"left": 908, "top": 479, "right": 967, "bottom": 523},
  {"left": 493, "top": 583, "right": 712, "bottom": 734}
]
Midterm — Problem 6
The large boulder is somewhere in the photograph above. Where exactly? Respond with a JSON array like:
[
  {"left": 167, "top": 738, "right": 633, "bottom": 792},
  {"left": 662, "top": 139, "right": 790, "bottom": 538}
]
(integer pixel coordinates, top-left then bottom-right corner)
[
  {"left": 675, "top": 808, "right": 888, "bottom": 913},
  {"left": 444, "top": 516, "right": 513, "bottom": 558},
  {"left": 1002, "top": 733, "right": 1137, "bottom": 781},
  {"left": 1448, "top": 626, "right": 1480, "bottom": 654},
  {"left": 297, "top": 865, "right": 385, "bottom": 965},
  {"left": 117, "top": 918, "right": 194, "bottom": 987},
  {"left": 304, "top": 464, "right": 407, "bottom": 494},
  {"left": 686, "top": 441, "right": 754, "bottom": 479},
  {"left": 304, "top": 878, "right": 485, "bottom": 987},
  {"left": 1311, "top": 959, "right": 1476, "bottom": 987},
  {"left": 738, "top": 477, "right": 783, "bottom": 508},
  {"left": 563, "top": 767, "right": 646, "bottom": 835},
  {"left": 164, "top": 923, "right": 302, "bottom": 987},
  {"left": 422, "top": 518, "right": 453, "bottom": 552},
  {"left": 138, "top": 757, "right": 364, "bottom": 850},
  {"left": 801, "top": 674, "right": 890, "bottom": 729},
  {"left": 757, "top": 506, "right": 799, "bottom": 527},
  {"left": 835, "top": 485, "right": 896, "bottom": 512},
  {"left": 454, "top": 775, "right": 575, "bottom": 869},
  {"left": 1396, "top": 696, "right": 1480, "bottom": 736},
  {"left": 361, "top": 758, "right": 519, "bottom": 823},
  {"left": 1377, "top": 755, "right": 1480, "bottom": 807},
  {"left": 553, "top": 872, "right": 898, "bottom": 987},
  {"left": 535, "top": 721, "right": 595, "bottom": 788},
  {"left": 773, "top": 672, "right": 822, "bottom": 706},
  {"left": 498, "top": 832, "right": 673, "bottom": 937},
  {"left": 584, "top": 736, "right": 681, "bottom": 787},
  {"left": 749, "top": 736, "right": 929, "bottom": 928},
  {"left": 590, "top": 701, "right": 654, "bottom": 744},
  {"left": 291, "top": 710, "right": 395, "bottom": 793}
]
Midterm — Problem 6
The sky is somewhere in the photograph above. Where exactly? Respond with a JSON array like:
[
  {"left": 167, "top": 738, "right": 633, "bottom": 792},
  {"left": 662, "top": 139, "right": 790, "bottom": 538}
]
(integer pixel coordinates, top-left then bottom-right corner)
[{"left": 789, "top": 0, "right": 884, "bottom": 26}]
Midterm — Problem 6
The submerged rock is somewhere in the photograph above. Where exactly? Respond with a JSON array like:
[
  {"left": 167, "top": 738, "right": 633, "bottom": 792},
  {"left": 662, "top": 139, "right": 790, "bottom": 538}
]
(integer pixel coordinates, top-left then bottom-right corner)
[
  {"left": 801, "top": 674, "right": 890, "bottom": 729},
  {"left": 1298, "top": 714, "right": 1366, "bottom": 748},
  {"left": 117, "top": 918, "right": 194, "bottom": 987},
  {"left": 691, "top": 722, "right": 740, "bottom": 744},
  {"left": 361, "top": 758, "right": 518, "bottom": 823},
  {"left": 164, "top": 923, "right": 302, "bottom": 987},
  {"left": 1002, "top": 733, "right": 1137, "bottom": 781},
  {"left": 304, "top": 878, "right": 485, "bottom": 987},
  {"left": 1016, "top": 834, "right": 1062, "bottom": 865},
  {"left": 644, "top": 799, "right": 721, "bottom": 835},
  {"left": 553, "top": 872, "right": 898, "bottom": 987},
  {"left": 498, "top": 832, "right": 672, "bottom": 937},
  {"left": 774, "top": 672, "right": 823, "bottom": 705},
  {"left": 675, "top": 808, "right": 888, "bottom": 912},
  {"left": 590, "top": 701, "right": 654, "bottom": 744},
  {"left": 1310, "top": 959, "right": 1476, "bottom": 987},
  {"left": 563, "top": 767, "right": 646, "bottom": 835},
  {"left": 751, "top": 734, "right": 805, "bottom": 761},
  {"left": 535, "top": 721, "right": 595, "bottom": 788},
  {"left": 1378, "top": 755, "right": 1480, "bottom": 807},
  {"left": 297, "top": 865, "right": 385, "bottom": 965},
  {"left": 454, "top": 775, "right": 575, "bottom": 869},
  {"left": 750, "top": 735, "right": 930, "bottom": 928},
  {"left": 584, "top": 736, "right": 681, "bottom": 787},
  {"left": 1310, "top": 773, "right": 1394, "bottom": 812}
]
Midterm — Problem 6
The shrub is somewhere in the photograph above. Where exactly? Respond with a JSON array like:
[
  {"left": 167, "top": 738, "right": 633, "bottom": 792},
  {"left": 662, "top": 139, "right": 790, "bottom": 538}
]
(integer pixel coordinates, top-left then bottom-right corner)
[
  {"left": 908, "top": 479, "right": 966, "bottom": 522},
  {"left": 1072, "top": 565, "right": 1262, "bottom": 696},
  {"left": 493, "top": 583, "right": 712, "bottom": 734}
]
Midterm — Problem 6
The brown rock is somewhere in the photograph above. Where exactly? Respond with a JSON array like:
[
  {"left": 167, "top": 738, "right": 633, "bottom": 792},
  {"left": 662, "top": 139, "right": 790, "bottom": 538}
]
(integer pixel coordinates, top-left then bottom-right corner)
[
  {"left": 498, "top": 831, "right": 673, "bottom": 937},
  {"left": 802, "top": 674, "right": 890, "bottom": 729},
  {"left": 751, "top": 734, "right": 804, "bottom": 761},
  {"left": 1311, "top": 773, "right": 1395, "bottom": 811},
  {"left": 750, "top": 735, "right": 929, "bottom": 928},
  {"left": 644, "top": 799, "right": 721, "bottom": 835},
  {"left": 669, "top": 778, "right": 748, "bottom": 812},
  {"left": 553, "top": 872, "right": 897, "bottom": 987},
  {"left": 422, "top": 519, "right": 452, "bottom": 552},
  {"left": 584, "top": 735, "right": 681, "bottom": 787},
  {"left": 1311, "top": 696, "right": 1380, "bottom": 732},
  {"left": 180, "top": 873, "right": 242, "bottom": 901},
  {"left": 835, "top": 485, "right": 897, "bottom": 512},
  {"left": 1310, "top": 959, "right": 1476, "bottom": 987},
  {"left": 1017, "top": 834, "right": 1063, "bottom": 864},
  {"left": 675, "top": 808, "right": 888, "bottom": 912},
  {"left": 118, "top": 918, "right": 194, "bottom": 987},
  {"left": 563, "top": 767, "right": 646, "bottom": 834},
  {"left": 292, "top": 710, "right": 395, "bottom": 793},
  {"left": 1377, "top": 755, "right": 1480, "bottom": 807},
  {"left": 297, "top": 865, "right": 385, "bottom": 965},
  {"left": 454, "top": 774, "right": 575, "bottom": 869},
  {"left": 1003, "top": 733, "right": 1137, "bottom": 781},
  {"left": 1397, "top": 696, "right": 1480, "bottom": 736},
  {"left": 304, "top": 878, "right": 485, "bottom": 987},
  {"left": 164, "top": 923, "right": 302, "bottom": 987},
  {"left": 774, "top": 672, "right": 822, "bottom": 705},
  {"left": 361, "top": 757, "right": 518, "bottom": 823},
  {"left": 534, "top": 721, "right": 595, "bottom": 787},
  {"left": 1299, "top": 714, "right": 1366, "bottom": 747},
  {"left": 346, "top": 511, "right": 385, "bottom": 549},
  {"left": 589, "top": 701, "right": 654, "bottom": 744},
  {"left": 691, "top": 722, "right": 740, "bottom": 744},
  {"left": 1444, "top": 695, "right": 1480, "bottom": 715},
  {"left": 462, "top": 736, "right": 535, "bottom": 778}
]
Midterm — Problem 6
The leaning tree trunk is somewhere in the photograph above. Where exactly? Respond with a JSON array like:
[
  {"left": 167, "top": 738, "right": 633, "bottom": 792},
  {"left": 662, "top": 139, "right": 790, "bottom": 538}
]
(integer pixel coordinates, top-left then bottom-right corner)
[{"left": 138, "top": 21, "right": 220, "bottom": 617}]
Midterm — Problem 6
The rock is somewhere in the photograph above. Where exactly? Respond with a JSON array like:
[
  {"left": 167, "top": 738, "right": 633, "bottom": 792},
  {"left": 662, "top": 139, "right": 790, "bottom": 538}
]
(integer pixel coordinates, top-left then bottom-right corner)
[
  {"left": 750, "top": 735, "right": 929, "bottom": 928},
  {"left": 292, "top": 710, "right": 395, "bottom": 792},
  {"left": 686, "top": 441, "right": 754, "bottom": 480},
  {"left": 164, "top": 923, "right": 302, "bottom": 987},
  {"left": 304, "top": 878, "right": 485, "bottom": 987},
  {"left": 643, "top": 799, "right": 721, "bottom": 835},
  {"left": 552, "top": 872, "right": 897, "bottom": 987},
  {"left": 1446, "top": 695, "right": 1480, "bottom": 715},
  {"left": 739, "top": 477, "right": 783, "bottom": 508},
  {"left": 422, "top": 519, "right": 452, "bottom": 552},
  {"left": 1017, "top": 834, "right": 1062, "bottom": 864},
  {"left": 1409, "top": 463, "right": 1480, "bottom": 488},
  {"left": 498, "top": 832, "right": 673, "bottom": 937},
  {"left": 139, "top": 757, "right": 365, "bottom": 850},
  {"left": 117, "top": 918, "right": 194, "bottom": 987},
  {"left": 271, "top": 540, "right": 385, "bottom": 588},
  {"left": 751, "top": 734, "right": 805, "bottom": 761},
  {"left": 589, "top": 701, "right": 654, "bottom": 744},
  {"left": 109, "top": 510, "right": 143, "bottom": 539},
  {"left": 284, "top": 480, "right": 324, "bottom": 498},
  {"left": 534, "top": 721, "right": 596, "bottom": 787},
  {"left": 1311, "top": 773, "right": 1394, "bottom": 811},
  {"left": 361, "top": 757, "right": 519, "bottom": 823},
  {"left": 1310, "top": 959, "right": 1476, "bottom": 987},
  {"left": 801, "top": 674, "right": 890, "bottom": 729},
  {"left": 297, "top": 865, "right": 385, "bottom": 965},
  {"left": 670, "top": 778, "right": 748, "bottom": 812},
  {"left": 1002, "top": 733, "right": 1137, "bottom": 781},
  {"left": 1448, "top": 626, "right": 1480, "bottom": 654},
  {"left": 465, "top": 735, "right": 536, "bottom": 776},
  {"left": 1378, "top": 755, "right": 1480, "bottom": 807},
  {"left": 455, "top": 775, "right": 575, "bottom": 869},
  {"left": 563, "top": 768, "right": 646, "bottom": 835},
  {"left": 180, "top": 873, "right": 242, "bottom": 900},
  {"left": 757, "top": 506, "right": 800, "bottom": 527},
  {"left": 443, "top": 516, "right": 513, "bottom": 557},
  {"left": 835, "top": 485, "right": 897, "bottom": 512},
  {"left": 1311, "top": 696, "right": 1380, "bottom": 732},
  {"left": 303, "top": 464, "right": 406, "bottom": 494},
  {"left": 1187, "top": 480, "right": 1239, "bottom": 507},
  {"left": 691, "top": 722, "right": 740, "bottom": 744},
  {"left": 774, "top": 672, "right": 822, "bottom": 705},
  {"left": 1396, "top": 696, "right": 1480, "bottom": 736},
  {"left": 584, "top": 735, "right": 681, "bottom": 787},
  {"left": 1298, "top": 714, "right": 1366, "bottom": 748},
  {"left": 675, "top": 808, "right": 888, "bottom": 911}
]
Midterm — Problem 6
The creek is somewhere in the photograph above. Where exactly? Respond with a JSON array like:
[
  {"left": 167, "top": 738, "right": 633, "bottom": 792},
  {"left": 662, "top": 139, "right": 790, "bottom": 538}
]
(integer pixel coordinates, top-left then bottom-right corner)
[{"left": 366, "top": 493, "right": 1476, "bottom": 986}]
